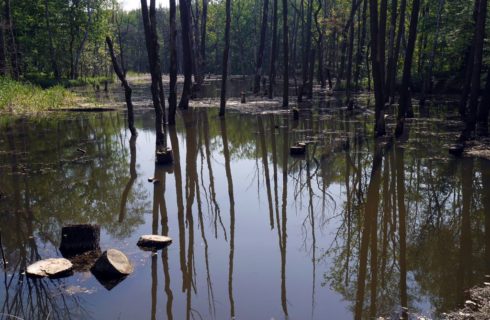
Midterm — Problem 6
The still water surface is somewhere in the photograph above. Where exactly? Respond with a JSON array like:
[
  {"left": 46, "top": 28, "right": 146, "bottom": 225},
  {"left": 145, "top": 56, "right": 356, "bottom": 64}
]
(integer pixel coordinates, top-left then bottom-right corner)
[{"left": 0, "top": 99, "right": 489, "bottom": 319}]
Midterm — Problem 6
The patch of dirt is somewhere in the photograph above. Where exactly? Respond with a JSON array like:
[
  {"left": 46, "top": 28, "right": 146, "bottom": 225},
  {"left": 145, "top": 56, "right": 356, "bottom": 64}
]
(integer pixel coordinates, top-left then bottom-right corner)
[{"left": 444, "top": 285, "right": 490, "bottom": 320}]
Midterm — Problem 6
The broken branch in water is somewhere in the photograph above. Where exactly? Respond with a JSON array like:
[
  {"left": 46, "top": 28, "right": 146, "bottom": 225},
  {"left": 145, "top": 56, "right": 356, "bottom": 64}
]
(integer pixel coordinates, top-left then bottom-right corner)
[{"left": 0, "top": 229, "right": 7, "bottom": 268}]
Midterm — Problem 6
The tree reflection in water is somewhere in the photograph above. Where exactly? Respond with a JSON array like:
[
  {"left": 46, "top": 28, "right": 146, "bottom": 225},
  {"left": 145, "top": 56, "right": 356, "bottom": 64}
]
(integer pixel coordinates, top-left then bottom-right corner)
[{"left": 1, "top": 106, "right": 490, "bottom": 319}]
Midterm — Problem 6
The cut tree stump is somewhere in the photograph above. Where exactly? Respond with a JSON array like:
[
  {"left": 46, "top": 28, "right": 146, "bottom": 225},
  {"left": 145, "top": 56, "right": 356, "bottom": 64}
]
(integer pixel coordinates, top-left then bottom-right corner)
[
  {"left": 91, "top": 249, "right": 133, "bottom": 279},
  {"left": 26, "top": 258, "right": 73, "bottom": 278},
  {"left": 137, "top": 235, "right": 172, "bottom": 250}
]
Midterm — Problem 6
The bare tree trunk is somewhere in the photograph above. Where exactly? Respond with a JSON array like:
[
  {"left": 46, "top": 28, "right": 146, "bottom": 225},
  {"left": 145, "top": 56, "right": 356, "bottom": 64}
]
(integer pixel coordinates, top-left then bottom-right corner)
[
  {"left": 179, "top": 0, "right": 193, "bottom": 109},
  {"left": 200, "top": 0, "right": 208, "bottom": 70},
  {"left": 191, "top": 0, "right": 203, "bottom": 90},
  {"left": 369, "top": 0, "right": 387, "bottom": 137},
  {"left": 0, "top": 17, "right": 6, "bottom": 75},
  {"left": 254, "top": 0, "right": 269, "bottom": 94},
  {"left": 345, "top": 0, "right": 358, "bottom": 106},
  {"left": 106, "top": 37, "right": 136, "bottom": 136},
  {"left": 354, "top": 0, "right": 368, "bottom": 90},
  {"left": 4, "top": 0, "right": 19, "bottom": 79},
  {"left": 395, "top": 0, "right": 421, "bottom": 137},
  {"left": 219, "top": 0, "right": 232, "bottom": 117},
  {"left": 477, "top": 70, "right": 490, "bottom": 136},
  {"left": 298, "top": 0, "right": 313, "bottom": 102},
  {"left": 384, "top": 0, "right": 398, "bottom": 103},
  {"left": 461, "top": 0, "right": 487, "bottom": 141},
  {"left": 44, "top": 0, "right": 60, "bottom": 80},
  {"left": 168, "top": 0, "right": 178, "bottom": 125},
  {"left": 282, "top": 0, "right": 289, "bottom": 107},
  {"left": 141, "top": 0, "right": 166, "bottom": 148},
  {"left": 73, "top": 0, "right": 93, "bottom": 79},
  {"left": 388, "top": 0, "right": 407, "bottom": 102},
  {"left": 268, "top": 0, "right": 278, "bottom": 99},
  {"left": 419, "top": 0, "right": 445, "bottom": 107}
]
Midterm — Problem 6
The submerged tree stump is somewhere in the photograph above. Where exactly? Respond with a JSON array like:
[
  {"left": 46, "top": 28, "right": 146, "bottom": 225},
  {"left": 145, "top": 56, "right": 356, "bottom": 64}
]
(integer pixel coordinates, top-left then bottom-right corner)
[
  {"left": 156, "top": 148, "right": 173, "bottom": 165},
  {"left": 290, "top": 143, "right": 306, "bottom": 156},
  {"left": 26, "top": 258, "right": 73, "bottom": 278},
  {"left": 137, "top": 235, "right": 172, "bottom": 250},
  {"left": 60, "top": 224, "right": 100, "bottom": 257}
]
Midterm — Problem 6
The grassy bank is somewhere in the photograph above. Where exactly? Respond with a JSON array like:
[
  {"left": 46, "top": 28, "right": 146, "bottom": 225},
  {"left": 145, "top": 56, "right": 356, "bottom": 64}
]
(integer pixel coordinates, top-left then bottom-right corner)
[{"left": 0, "top": 77, "right": 77, "bottom": 113}]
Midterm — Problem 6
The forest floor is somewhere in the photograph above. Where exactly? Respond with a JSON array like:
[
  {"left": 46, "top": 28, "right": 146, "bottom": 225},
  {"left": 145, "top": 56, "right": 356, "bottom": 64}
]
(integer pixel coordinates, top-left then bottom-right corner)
[{"left": 444, "top": 284, "right": 490, "bottom": 319}]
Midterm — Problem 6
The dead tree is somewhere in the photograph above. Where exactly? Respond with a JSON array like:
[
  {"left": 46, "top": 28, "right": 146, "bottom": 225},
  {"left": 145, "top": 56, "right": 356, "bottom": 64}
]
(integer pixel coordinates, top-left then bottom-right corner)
[
  {"left": 219, "top": 0, "right": 232, "bottom": 117},
  {"left": 282, "top": 0, "right": 289, "bottom": 107},
  {"left": 168, "top": 0, "right": 178, "bottom": 125},
  {"left": 141, "top": 0, "right": 166, "bottom": 148},
  {"left": 395, "top": 0, "right": 421, "bottom": 137},
  {"left": 179, "top": 0, "right": 193, "bottom": 109},
  {"left": 268, "top": 0, "right": 278, "bottom": 99},
  {"left": 461, "top": 0, "right": 487, "bottom": 141},
  {"left": 369, "top": 0, "right": 388, "bottom": 137},
  {"left": 253, "top": 0, "right": 269, "bottom": 94},
  {"left": 106, "top": 37, "right": 136, "bottom": 136}
]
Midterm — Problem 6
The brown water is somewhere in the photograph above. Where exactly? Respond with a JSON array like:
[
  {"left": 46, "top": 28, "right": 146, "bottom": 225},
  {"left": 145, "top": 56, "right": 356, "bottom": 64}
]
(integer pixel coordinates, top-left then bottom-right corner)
[{"left": 0, "top": 93, "right": 489, "bottom": 320}]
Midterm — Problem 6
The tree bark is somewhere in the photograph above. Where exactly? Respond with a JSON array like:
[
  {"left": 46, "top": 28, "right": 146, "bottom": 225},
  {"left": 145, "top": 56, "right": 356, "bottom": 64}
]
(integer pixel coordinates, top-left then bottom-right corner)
[
  {"left": 200, "top": 0, "right": 208, "bottom": 68},
  {"left": 0, "top": 16, "right": 6, "bottom": 76},
  {"left": 141, "top": 0, "right": 166, "bottom": 148},
  {"left": 384, "top": 0, "right": 398, "bottom": 103},
  {"left": 168, "top": 0, "right": 178, "bottom": 125},
  {"left": 369, "top": 0, "right": 387, "bottom": 137},
  {"left": 219, "top": 0, "right": 232, "bottom": 117},
  {"left": 395, "top": 0, "right": 421, "bottom": 137},
  {"left": 477, "top": 70, "right": 490, "bottom": 136},
  {"left": 106, "top": 37, "right": 136, "bottom": 136},
  {"left": 253, "top": 0, "right": 269, "bottom": 94},
  {"left": 354, "top": 0, "right": 368, "bottom": 90},
  {"left": 298, "top": 0, "right": 313, "bottom": 102},
  {"left": 388, "top": 0, "right": 407, "bottom": 102},
  {"left": 461, "top": 0, "right": 487, "bottom": 141},
  {"left": 44, "top": 0, "right": 60, "bottom": 80},
  {"left": 179, "top": 0, "right": 193, "bottom": 109},
  {"left": 4, "top": 0, "right": 19, "bottom": 79},
  {"left": 419, "top": 0, "right": 445, "bottom": 108},
  {"left": 268, "top": 0, "right": 278, "bottom": 99},
  {"left": 282, "top": 0, "right": 289, "bottom": 107}
]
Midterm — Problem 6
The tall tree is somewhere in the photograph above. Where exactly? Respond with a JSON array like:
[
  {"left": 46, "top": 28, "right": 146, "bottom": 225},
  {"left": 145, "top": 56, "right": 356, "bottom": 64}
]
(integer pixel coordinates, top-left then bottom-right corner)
[
  {"left": 384, "top": 0, "right": 398, "bottom": 104},
  {"left": 179, "top": 0, "right": 193, "bottom": 109},
  {"left": 200, "top": 0, "right": 208, "bottom": 70},
  {"left": 395, "top": 0, "right": 421, "bottom": 136},
  {"left": 282, "top": 0, "right": 289, "bottom": 107},
  {"left": 253, "top": 0, "right": 269, "bottom": 94},
  {"left": 44, "top": 0, "right": 60, "bottom": 80},
  {"left": 298, "top": 0, "right": 313, "bottom": 102},
  {"left": 477, "top": 70, "right": 490, "bottom": 136},
  {"left": 268, "top": 0, "right": 278, "bottom": 99},
  {"left": 0, "top": 13, "right": 6, "bottom": 75},
  {"left": 168, "top": 0, "right": 178, "bottom": 125},
  {"left": 141, "top": 0, "right": 166, "bottom": 148},
  {"left": 4, "top": 0, "right": 19, "bottom": 79},
  {"left": 219, "top": 0, "right": 232, "bottom": 117},
  {"left": 369, "top": 0, "right": 388, "bottom": 136},
  {"left": 106, "top": 36, "right": 136, "bottom": 136},
  {"left": 461, "top": 0, "right": 487, "bottom": 141}
]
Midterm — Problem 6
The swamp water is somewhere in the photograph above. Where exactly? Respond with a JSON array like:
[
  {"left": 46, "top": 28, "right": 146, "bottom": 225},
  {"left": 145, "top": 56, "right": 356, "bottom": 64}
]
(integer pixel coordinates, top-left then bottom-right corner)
[{"left": 0, "top": 93, "right": 489, "bottom": 320}]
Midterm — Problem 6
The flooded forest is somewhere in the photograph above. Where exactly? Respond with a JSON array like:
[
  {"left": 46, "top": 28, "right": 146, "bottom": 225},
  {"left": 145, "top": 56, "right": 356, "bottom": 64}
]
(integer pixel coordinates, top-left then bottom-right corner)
[{"left": 1, "top": 0, "right": 490, "bottom": 319}]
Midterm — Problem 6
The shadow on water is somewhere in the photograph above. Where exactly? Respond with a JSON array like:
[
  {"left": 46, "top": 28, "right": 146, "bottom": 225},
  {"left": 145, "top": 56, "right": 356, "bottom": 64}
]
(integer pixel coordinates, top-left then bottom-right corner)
[{"left": 0, "top": 95, "right": 490, "bottom": 319}]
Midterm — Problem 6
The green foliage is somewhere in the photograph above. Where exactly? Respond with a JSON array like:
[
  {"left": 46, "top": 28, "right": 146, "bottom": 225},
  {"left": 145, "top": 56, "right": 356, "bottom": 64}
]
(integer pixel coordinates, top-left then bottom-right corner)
[{"left": 0, "top": 77, "right": 77, "bottom": 113}]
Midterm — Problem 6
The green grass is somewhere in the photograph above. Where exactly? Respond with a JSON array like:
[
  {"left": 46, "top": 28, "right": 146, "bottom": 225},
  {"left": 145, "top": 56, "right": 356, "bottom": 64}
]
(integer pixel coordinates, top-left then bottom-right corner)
[{"left": 0, "top": 77, "right": 78, "bottom": 113}]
